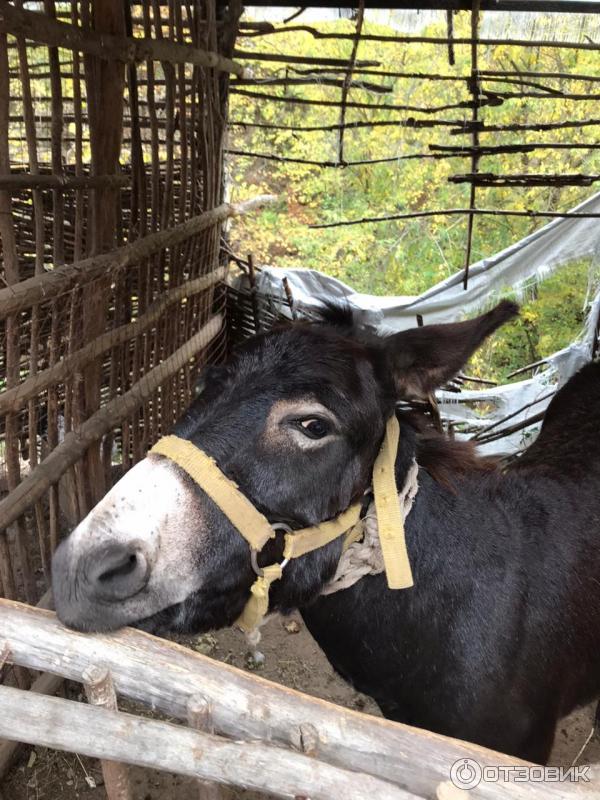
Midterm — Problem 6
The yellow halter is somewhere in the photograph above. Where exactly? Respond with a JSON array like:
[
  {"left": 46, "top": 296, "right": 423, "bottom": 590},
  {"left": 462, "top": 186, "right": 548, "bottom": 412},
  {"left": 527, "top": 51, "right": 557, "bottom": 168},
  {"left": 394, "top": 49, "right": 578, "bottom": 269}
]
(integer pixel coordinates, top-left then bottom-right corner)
[{"left": 151, "top": 415, "right": 413, "bottom": 632}]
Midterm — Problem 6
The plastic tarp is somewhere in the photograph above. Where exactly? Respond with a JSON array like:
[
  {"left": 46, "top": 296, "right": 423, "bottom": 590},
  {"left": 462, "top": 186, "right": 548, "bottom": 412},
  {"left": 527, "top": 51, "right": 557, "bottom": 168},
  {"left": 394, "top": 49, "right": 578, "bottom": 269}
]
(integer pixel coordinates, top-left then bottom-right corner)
[{"left": 244, "top": 191, "right": 600, "bottom": 455}]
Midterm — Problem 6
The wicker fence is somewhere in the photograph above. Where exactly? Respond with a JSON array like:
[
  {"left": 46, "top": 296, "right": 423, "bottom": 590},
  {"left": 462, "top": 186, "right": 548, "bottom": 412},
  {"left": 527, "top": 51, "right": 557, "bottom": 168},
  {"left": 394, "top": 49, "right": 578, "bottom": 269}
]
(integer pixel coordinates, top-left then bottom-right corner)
[{"left": 0, "top": 0, "right": 249, "bottom": 636}]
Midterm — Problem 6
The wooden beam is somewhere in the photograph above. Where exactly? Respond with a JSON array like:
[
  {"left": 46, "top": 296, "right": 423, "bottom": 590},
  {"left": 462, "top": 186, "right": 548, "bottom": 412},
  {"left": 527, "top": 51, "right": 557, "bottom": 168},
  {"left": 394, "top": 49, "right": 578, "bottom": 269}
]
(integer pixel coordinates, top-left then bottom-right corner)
[
  {"left": 0, "top": 670, "right": 62, "bottom": 777},
  {"left": 0, "top": 592, "right": 61, "bottom": 779},
  {"left": 0, "top": 684, "right": 416, "bottom": 800},
  {"left": 0, "top": 173, "right": 129, "bottom": 190}
]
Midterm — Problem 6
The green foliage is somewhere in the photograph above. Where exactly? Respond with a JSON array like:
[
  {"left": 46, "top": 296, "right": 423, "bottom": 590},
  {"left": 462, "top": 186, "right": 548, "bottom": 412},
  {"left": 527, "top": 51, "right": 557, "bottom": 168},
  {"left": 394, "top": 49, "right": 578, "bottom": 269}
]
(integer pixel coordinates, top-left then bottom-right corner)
[
  {"left": 469, "top": 259, "right": 599, "bottom": 381},
  {"left": 228, "top": 13, "right": 600, "bottom": 379}
]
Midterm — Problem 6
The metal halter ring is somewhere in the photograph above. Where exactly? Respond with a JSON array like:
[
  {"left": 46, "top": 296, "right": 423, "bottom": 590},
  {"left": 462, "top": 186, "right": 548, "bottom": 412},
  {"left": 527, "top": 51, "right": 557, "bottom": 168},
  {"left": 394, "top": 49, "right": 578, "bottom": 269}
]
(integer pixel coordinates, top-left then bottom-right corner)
[{"left": 250, "top": 522, "right": 292, "bottom": 577}]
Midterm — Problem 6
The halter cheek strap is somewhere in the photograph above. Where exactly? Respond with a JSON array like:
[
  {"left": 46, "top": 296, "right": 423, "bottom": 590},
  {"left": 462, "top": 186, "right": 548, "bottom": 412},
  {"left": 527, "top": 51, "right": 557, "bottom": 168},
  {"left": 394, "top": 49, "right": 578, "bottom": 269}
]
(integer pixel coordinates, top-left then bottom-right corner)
[{"left": 150, "top": 415, "right": 413, "bottom": 633}]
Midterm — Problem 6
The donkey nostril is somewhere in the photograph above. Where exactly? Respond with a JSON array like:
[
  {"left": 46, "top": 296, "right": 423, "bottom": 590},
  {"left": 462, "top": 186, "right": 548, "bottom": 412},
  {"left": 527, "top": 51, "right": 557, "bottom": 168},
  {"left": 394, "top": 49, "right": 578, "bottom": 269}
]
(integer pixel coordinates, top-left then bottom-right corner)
[
  {"left": 87, "top": 543, "right": 150, "bottom": 601},
  {"left": 98, "top": 553, "right": 138, "bottom": 583}
]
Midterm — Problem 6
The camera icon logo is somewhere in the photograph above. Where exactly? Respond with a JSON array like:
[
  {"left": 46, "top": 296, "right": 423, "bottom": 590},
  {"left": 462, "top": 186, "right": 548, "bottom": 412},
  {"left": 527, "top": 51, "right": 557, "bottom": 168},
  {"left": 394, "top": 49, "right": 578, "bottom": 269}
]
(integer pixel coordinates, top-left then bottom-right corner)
[{"left": 450, "top": 758, "right": 483, "bottom": 790}]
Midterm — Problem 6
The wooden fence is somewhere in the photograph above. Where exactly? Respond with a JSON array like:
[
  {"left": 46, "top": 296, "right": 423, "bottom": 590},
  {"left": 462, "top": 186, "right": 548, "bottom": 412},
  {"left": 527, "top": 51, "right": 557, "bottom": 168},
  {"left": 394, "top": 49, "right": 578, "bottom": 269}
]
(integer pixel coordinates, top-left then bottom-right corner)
[
  {"left": 0, "top": 2, "right": 277, "bottom": 784},
  {"left": 0, "top": 599, "right": 591, "bottom": 800},
  {"left": 0, "top": 0, "right": 246, "bottom": 618}
]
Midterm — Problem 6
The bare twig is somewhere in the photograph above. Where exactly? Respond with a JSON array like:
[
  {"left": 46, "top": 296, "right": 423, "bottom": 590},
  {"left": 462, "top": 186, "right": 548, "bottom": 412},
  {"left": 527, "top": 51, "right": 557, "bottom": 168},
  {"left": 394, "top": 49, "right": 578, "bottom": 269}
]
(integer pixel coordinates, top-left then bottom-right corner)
[
  {"left": 455, "top": 118, "right": 600, "bottom": 134},
  {"left": 446, "top": 10, "right": 455, "bottom": 66},
  {"left": 506, "top": 358, "right": 549, "bottom": 379},
  {"left": 475, "top": 410, "right": 546, "bottom": 445},
  {"left": 235, "top": 76, "right": 391, "bottom": 93},
  {"left": 225, "top": 148, "right": 434, "bottom": 168},
  {"left": 282, "top": 277, "right": 298, "bottom": 321},
  {"left": 233, "top": 49, "right": 379, "bottom": 69},
  {"left": 238, "top": 22, "right": 600, "bottom": 51},
  {"left": 229, "top": 87, "right": 477, "bottom": 114},
  {"left": 430, "top": 143, "right": 600, "bottom": 155},
  {"left": 463, "top": 0, "right": 481, "bottom": 291},
  {"left": 309, "top": 208, "right": 600, "bottom": 229},
  {"left": 473, "top": 392, "right": 555, "bottom": 442},
  {"left": 247, "top": 254, "right": 260, "bottom": 334},
  {"left": 338, "top": 2, "right": 364, "bottom": 163},
  {"left": 283, "top": 8, "right": 307, "bottom": 25}
]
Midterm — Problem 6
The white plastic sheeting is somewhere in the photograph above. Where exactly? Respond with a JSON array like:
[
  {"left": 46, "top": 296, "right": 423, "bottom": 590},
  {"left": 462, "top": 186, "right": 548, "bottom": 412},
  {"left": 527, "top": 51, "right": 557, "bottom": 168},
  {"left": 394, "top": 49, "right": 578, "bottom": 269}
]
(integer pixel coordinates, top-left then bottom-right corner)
[{"left": 246, "top": 191, "right": 600, "bottom": 455}]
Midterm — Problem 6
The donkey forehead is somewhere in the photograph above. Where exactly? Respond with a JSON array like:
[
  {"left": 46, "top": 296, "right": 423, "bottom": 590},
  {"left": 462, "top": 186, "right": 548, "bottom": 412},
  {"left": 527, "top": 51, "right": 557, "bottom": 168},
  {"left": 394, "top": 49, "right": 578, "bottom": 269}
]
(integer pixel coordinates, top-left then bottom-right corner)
[
  {"left": 176, "top": 326, "right": 386, "bottom": 448},
  {"left": 232, "top": 327, "right": 377, "bottom": 399}
]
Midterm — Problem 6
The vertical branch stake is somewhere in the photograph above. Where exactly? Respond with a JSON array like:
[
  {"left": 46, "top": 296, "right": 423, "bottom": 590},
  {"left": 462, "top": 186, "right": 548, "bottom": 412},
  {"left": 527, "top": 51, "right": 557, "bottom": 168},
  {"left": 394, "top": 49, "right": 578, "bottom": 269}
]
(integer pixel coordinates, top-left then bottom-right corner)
[
  {"left": 591, "top": 299, "right": 600, "bottom": 360},
  {"left": 187, "top": 694, "right": 223, "bottom": 800},
  {"left": 0, "top": 643, "right": 10, "bottom": 673},
  {"left": 338, "top": 1, "right": 365, "bottom": 164},
  {"left": 446, "top": 10, "right": 455, "bottom": 66},
  {"left": 82, "top": 665, "right": 131, "bottom": 800},
  {"left": 247, "top": 253, "right": 261, "bottom": 334},
  {"left": 463, "top": 0, "right": 481, "bottom": 291},
  {"left": 282, "top": 277, "right": 298, "bottom": 321}
]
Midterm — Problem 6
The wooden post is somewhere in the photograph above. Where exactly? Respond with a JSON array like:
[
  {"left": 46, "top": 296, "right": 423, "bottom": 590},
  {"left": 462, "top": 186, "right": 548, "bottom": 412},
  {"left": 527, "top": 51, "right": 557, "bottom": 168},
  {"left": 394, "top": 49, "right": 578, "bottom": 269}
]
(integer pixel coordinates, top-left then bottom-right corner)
[
  {"left": 82, "top": 665, "right": 131, "bottom": 800},
  {"left": 282, "top": 277, "right": 298, "bottom": 321},
  {"left": 247, "top": 254, "right": 261, "bottom": 334},
  {"left": 0, "top": 25, "right": 37, "bottom": 610},
  {"left": 0, "top": 642, "right": 9, "bottom": 672},
  {"left": 463, "top": 0, "right": 481, "bottom": 291},
  {"left": 82, "top": 0, "right": 127, "bottom": 505},
  {"left": 187, "top": 695, "right": 223, "bottom": 800}
]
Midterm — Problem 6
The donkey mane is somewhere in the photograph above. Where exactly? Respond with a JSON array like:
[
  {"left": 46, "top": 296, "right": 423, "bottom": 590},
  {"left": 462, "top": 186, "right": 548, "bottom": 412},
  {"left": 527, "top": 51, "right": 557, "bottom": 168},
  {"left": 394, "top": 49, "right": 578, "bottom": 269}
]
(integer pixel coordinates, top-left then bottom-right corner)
[{"left": 413, "top": 426, "right": 498, "bottom": 487}]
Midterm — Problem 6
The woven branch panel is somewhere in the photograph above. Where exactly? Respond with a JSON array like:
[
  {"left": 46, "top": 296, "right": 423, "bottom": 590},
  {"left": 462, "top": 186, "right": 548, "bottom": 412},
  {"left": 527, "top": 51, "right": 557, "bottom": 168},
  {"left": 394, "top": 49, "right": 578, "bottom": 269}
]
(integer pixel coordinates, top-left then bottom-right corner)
[{"left": 0, "top": 0, "right": 243, "bottom": 653}]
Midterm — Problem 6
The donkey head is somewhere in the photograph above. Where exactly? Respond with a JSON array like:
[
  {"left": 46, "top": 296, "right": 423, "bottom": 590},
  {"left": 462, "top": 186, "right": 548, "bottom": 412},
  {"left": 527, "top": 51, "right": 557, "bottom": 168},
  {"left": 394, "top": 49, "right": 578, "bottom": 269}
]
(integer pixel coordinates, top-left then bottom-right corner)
[{"left": 52, "top": 300, "right": 517, "bottom": 633}]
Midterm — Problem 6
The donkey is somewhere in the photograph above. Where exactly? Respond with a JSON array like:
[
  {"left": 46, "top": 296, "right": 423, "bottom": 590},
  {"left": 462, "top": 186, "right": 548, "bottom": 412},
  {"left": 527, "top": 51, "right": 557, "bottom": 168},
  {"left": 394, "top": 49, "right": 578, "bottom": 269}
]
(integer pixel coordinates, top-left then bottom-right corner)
[{"left": 52, "top": 300, "right": 600, "bottom": 763}]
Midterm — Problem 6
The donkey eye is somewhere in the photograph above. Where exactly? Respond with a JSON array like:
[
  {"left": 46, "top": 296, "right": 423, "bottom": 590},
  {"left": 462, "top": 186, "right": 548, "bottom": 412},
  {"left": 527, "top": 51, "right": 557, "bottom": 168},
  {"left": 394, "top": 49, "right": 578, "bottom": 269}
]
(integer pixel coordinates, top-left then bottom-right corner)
[{"left": 298, "top": 418, "right": 330, "bottom": 439}]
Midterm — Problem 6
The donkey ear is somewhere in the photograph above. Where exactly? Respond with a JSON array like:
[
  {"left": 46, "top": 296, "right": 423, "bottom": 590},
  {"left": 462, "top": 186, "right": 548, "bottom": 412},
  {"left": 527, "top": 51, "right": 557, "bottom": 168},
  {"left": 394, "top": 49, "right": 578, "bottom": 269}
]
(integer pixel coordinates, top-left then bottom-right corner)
[{"left": 384, "top": 300, "right": 519, "bottom": 399}]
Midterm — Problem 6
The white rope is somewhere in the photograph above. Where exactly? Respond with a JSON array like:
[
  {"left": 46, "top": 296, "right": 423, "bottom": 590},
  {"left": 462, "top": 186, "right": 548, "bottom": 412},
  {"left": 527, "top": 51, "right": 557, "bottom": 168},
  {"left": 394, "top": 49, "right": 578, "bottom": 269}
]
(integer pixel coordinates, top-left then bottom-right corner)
[{"left": 321, "top": 459, "right": 420, "bottom": 596}]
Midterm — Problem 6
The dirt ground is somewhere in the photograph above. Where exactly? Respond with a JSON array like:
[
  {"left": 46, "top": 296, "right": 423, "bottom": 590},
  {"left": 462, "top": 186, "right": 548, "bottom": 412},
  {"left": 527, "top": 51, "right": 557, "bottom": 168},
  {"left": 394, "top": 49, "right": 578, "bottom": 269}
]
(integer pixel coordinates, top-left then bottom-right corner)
[{"left": 4, "top": 612, "right": 600, "bottom": 800}]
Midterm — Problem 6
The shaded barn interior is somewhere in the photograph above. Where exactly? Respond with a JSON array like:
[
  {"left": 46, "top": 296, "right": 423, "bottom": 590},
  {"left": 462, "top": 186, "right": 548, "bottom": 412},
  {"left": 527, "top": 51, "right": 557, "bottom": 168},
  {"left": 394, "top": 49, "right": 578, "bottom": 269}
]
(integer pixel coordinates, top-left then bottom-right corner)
[{"left": 1, "top": 0, "right": 600, "bottom": 793}]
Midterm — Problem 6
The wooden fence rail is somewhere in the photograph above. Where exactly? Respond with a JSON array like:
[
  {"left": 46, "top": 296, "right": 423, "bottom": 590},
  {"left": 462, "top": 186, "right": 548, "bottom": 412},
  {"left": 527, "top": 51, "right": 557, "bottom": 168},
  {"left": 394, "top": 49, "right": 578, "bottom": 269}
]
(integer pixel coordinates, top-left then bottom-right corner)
[
  {"left": 0, "top": 684, "right": 413, "bottom": 800},
  {"left": 0, "top": 600, "right": 589, "bottom": 800},
  {"left": 0, "top": 195, "right": 276, "bottom": 318}
]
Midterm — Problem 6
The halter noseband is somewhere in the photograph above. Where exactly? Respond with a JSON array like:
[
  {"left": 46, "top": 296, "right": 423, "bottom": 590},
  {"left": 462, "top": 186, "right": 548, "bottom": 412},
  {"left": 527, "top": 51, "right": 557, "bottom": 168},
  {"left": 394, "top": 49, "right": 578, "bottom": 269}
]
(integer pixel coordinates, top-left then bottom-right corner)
[{"left": 151, "top": 415, "right": 413, "bottom": 633}]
